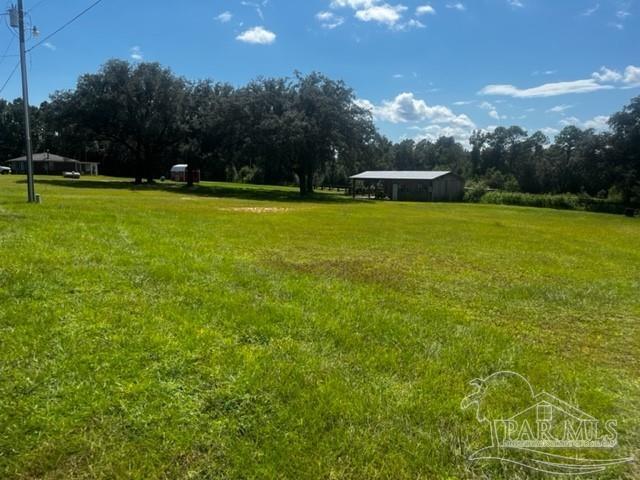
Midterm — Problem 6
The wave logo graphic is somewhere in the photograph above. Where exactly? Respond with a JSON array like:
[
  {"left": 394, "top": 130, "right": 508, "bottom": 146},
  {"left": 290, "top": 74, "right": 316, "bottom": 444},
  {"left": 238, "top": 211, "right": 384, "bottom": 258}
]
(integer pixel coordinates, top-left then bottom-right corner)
[{"left": 461, "top": 371, "right": 634, "bottom": 475}]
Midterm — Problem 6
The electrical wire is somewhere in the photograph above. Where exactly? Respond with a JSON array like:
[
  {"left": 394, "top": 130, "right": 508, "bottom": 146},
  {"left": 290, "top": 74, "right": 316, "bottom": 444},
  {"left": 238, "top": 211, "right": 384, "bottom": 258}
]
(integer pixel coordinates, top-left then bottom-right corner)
[
  {"left": 27, "top": 0, "right": 103, "bottom": 52},
  {"left": 27, "top": 0, "right": 50, "bottom": 13},
  {"left": 0, "top": 60, "right": 19, "bottom": 95},
  {"left": 0, "top": 36, "right": 15, "bottom": 65}
]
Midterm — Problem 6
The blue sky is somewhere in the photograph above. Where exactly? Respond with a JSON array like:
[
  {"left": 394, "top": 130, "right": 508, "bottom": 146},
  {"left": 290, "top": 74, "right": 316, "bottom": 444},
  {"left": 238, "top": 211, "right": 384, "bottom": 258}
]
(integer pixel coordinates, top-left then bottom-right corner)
[{"left": 1, "top": 0, "right": 638, "bottom": 144}]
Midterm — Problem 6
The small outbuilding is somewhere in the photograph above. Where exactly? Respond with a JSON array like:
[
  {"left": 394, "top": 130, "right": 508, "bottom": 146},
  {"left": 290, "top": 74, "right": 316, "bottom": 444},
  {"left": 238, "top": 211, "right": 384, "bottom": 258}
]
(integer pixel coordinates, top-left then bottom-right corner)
[
  {"left": 170, "top": 164, "right": 200, "bottom": 183},
  {"left": 350, "top": 171, "right": 465, "bottom": 202},
  {"left": 6, "top": 152, "right": 99, "bottom": 176}
]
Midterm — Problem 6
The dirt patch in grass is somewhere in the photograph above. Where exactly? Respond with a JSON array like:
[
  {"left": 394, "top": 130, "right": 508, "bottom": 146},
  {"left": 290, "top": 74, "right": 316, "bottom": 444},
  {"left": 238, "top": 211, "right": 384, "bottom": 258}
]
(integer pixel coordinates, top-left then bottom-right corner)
[
  {"left": 221, "top": 207, "right": 293, "bottom": 213},
  {"left": 267, "top": 256, "right": 413, "bottom": 290}
]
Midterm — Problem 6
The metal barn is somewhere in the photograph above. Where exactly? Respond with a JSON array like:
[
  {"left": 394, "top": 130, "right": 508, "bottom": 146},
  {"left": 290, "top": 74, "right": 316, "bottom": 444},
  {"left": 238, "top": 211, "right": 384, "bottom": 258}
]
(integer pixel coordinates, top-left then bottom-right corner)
[{"left": 350, "top": 171, "right": 465, "bottom": 202}]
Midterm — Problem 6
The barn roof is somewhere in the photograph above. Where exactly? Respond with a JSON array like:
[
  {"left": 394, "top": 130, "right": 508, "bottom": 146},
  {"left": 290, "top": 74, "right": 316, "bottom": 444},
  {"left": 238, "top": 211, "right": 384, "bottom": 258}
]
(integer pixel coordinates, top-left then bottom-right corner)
[
  {"left": 350, "top": 171, "right": 452, "bottom": 181},
  {"left": 6, "top": 153, "right": 98, "bottom": 165}
]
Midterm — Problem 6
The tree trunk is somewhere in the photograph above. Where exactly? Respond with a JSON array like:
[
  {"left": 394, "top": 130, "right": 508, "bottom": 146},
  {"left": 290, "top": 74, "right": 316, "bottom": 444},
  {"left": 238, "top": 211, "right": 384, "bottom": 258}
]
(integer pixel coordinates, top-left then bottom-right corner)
[
  {"left": 306, "top": 171, "right": 314, "bottom": 194},
  {"left": 187, "top": 163, "right": 194, "bottom": 187},
  {"left": 145, "top": 146, "right": 155, "bottom": 183},
  {"left": 297, "top": 170, "right": 307, "bottom": 195},
  {"left": 134, "top": 150, "right": 143, "bottom": 184}
]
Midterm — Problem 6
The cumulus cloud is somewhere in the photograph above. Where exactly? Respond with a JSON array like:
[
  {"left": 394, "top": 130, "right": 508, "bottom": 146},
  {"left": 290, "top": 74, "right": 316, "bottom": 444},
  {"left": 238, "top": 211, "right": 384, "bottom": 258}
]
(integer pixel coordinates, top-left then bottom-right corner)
[
  {"left": 355, "top": 4, "right": 407, "bottom": 25},
  {"left": 446, "top": 3, "right": 466, "bottom": 11},
  {"left": 478, "top": 101, "right": 504, "bottom": 120},
  {"left": 413, "top": 124, "right": 474, "bottom": 144},
  {"left": 358, "top": 93, "right": 478, "bottom": 144},
  {"left": 541, "top": 127, "right": 560, "bottom": 137},
  {"left": 215, "top": 11, "right": 233, "bottom": 23},
  {"left": 329, "top": 0, "right": 425, "bottom": 29},
  {"left": 130, "top": 46, "right": 143, "bottom": 61},
  {"left": 508, "top": 0, "right": 524, "bottom": 7},
  {"left": 357, "top": 92, "right": 475, "bottom": 128},
  {"left": 592, "top": 65, "right": 640, "bottom": 88},
  {"left": 592, "top": 66, "right": 623, "bottom": 82},
  {"left": 236, "top": 26, "right": 276, "bottom": 44},
  {"left": 316, "top": 11, "right": 345, "bottom": 28},
  {"left": 416, "top": 5, "right": 436, "bottom": 15},
  {"left": 559, "top": 115, "right": 610, "bottom": 131}
]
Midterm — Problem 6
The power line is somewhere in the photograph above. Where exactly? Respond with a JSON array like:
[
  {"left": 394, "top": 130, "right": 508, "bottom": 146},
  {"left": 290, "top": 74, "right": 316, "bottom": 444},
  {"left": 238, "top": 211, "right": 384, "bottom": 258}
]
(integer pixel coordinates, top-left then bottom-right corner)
[
  {"left": 27, "top": 0, "right": 50, "bottom": 13},
  {"left": 0, "top": 60, "right": 19, "bottom": 94},
  {"left": 0, "top": 36, "right": 15, "bottom": 65},
  {"left": 27, "top": 0, "right": 103, "bottom": 52}
]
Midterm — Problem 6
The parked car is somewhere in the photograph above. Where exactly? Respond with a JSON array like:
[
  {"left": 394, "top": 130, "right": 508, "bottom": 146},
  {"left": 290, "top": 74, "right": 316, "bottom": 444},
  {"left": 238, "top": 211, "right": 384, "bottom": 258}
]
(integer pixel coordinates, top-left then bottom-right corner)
[
  {"left": 0, "top": 166, "right": 11, "bottom": 175},
  {"left": 63, "top": 171, "right": 81, "bottom": 179}
]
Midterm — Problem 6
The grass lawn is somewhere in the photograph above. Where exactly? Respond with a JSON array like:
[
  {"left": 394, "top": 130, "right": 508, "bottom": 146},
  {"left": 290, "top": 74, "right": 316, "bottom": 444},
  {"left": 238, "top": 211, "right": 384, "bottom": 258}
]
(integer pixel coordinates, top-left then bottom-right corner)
[{"left": 1, "top": 176, "right": 639, "bottom": 479}]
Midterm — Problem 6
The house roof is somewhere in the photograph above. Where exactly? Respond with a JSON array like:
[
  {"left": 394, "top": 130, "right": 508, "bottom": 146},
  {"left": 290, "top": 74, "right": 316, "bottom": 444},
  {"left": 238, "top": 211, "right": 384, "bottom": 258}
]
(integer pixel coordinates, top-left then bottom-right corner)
[
  {"left": 349, "top": 171, "right": 452, "bottom": 181},
  {"left": 7, "top": 153, "right": 98, "bottom": 165}
]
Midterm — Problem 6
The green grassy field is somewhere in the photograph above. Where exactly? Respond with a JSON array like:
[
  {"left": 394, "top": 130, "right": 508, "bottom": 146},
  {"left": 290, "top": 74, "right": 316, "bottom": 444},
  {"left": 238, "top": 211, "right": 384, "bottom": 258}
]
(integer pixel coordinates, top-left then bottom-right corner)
[{"left": 1, "top": 176, "right": 639, "bottom": 479}]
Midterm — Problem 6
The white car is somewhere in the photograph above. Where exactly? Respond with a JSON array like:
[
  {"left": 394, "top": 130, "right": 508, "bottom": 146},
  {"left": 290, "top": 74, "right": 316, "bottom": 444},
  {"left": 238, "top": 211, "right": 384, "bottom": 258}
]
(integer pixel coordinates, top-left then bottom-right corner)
[{"left": 0, "top": 166, "right": 11, "bottom": 175}]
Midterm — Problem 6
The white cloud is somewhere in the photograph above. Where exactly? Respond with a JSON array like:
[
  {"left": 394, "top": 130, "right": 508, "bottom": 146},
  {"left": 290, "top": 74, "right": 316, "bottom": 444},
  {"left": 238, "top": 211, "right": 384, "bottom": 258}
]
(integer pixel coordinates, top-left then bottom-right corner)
[
  {"left": 591, "top": 65, "right": 640, "bottom": 88},
  {"left": 479, "top": 79, "right": 612, "bottom": 98},
  {"left": 446, "top": 3, "right": 466, "bottom": 11},
  {"left": 581, "top": 4, "right": 599, "bottom": 16},
  {"left": 215, "top": 11, "right": 233, "bottom": 23},
  {"left": 416, "top": 5, "right": 436, "bottom": 15},
  {"left": 559, "top": 115, "right": 610, "bottom": 131},
  {"left": 532, "top": 70, "right": 557, "bottom": 76},
  {"left": 396, "top": 18, "right": 425, "bottom": 30},
  {"left": 623, "top": 65, "right": 640, "bottom": 87},
  {"left": 330, "top": 0, "right": 377, "bottom": 8},
  {"left": 130, "top": 46, "right": 143, "bottom": 61},
  {"left": 393, "top": 73, "right": 404, "bottom": 78},
  {"left": 43, "top": 42, "right": 56, "bottom": 51},
  {"left": 479, "top": 101, "right": 505, "bottom": 120},
  {"left": 358, "top": 93, "right": 477, "bottom": 145},
  {"left": 453, "top": 100, "right": 473, "bottom": 105},
  {"left": 413, "top": 124, "right": 474, "bottom": 145},
  {"left": 330, "top": 0, "right": 425, "bottom": 30},
  {"left": 241, "top": 1, "right": 268, "bottom": 20},
  {"left": 236, "top": 26, "right": 276, "bottom": 44},
  {"left": 547, "top": 104, "right": 573, "bottom": 113},
  {"left": 616, "top": 9, "right": 631, "bottom": 19},
  {"left": 541, "top": 127, "right": 560, "bottom": 137},
  {"left": 316, "top": 11, "right": 345, "bottom": 28},
  {"left": 355, "top": 4, "right": 407, "bottom": 26},
  {"left": 508, "top": 0, "right": 524, "bottom": 7},
  {"left": 592, "top": 66, "right": 623, "bottom": 82}
]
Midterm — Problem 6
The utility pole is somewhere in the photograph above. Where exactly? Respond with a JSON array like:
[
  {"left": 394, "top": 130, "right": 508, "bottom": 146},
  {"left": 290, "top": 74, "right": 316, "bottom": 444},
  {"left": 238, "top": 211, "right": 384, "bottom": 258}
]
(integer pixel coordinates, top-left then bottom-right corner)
[{"left": 10, "top": 1, "right": 36, "bottom": 203}]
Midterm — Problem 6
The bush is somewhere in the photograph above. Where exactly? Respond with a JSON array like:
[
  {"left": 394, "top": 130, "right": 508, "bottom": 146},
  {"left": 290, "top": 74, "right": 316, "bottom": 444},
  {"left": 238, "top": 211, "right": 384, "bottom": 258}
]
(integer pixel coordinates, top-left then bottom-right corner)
[
  {"left": 464, "top": 182, "right": 488, "bottom": 203},
  {"left": 481, "top": 191, "right": 579, "bottom": 210},
  {"left": 478, "top": 191, "right": 629, "bottom": 215}
]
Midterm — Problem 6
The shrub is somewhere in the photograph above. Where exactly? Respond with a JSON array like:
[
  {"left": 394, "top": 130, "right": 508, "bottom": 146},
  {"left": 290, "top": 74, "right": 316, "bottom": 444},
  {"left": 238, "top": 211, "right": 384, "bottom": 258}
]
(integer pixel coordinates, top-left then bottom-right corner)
[
  {"left": 479, "top": 191, "right": 629, "bottom": 215},
  {"left": 464, "top": 182, "right": 488, "bottom": 203},
  {"left": 481, "top": 191, "right": 580, "bottom": 210}
]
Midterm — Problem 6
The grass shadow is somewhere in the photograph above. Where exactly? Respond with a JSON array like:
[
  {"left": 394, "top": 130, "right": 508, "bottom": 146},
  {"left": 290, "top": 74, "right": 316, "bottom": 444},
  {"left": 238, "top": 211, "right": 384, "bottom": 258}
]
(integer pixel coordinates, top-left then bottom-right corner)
[{"left": 31, "top": 178, "right": 368, "bottom": 204}]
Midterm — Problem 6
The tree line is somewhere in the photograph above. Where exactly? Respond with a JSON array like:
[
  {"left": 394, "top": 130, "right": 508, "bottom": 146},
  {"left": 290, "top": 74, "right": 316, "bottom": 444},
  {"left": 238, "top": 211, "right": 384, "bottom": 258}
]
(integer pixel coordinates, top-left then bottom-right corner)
[{"left": 0, "top": 59, "right": 638, "bottom": 203}]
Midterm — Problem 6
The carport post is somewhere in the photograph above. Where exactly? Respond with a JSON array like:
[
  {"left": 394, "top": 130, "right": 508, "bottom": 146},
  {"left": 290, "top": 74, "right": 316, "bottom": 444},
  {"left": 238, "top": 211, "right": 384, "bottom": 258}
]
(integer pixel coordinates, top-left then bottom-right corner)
[{"left": 352, "top": 178, "right": 356, "bottom": 199}]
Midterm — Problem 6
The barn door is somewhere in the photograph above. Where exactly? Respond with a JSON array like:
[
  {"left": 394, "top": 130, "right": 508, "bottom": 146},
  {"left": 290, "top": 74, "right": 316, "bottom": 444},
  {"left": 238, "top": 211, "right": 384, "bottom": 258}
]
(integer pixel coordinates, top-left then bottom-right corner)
[{"left": 392, "top": 183, "right": 399, "bottom": 201}]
